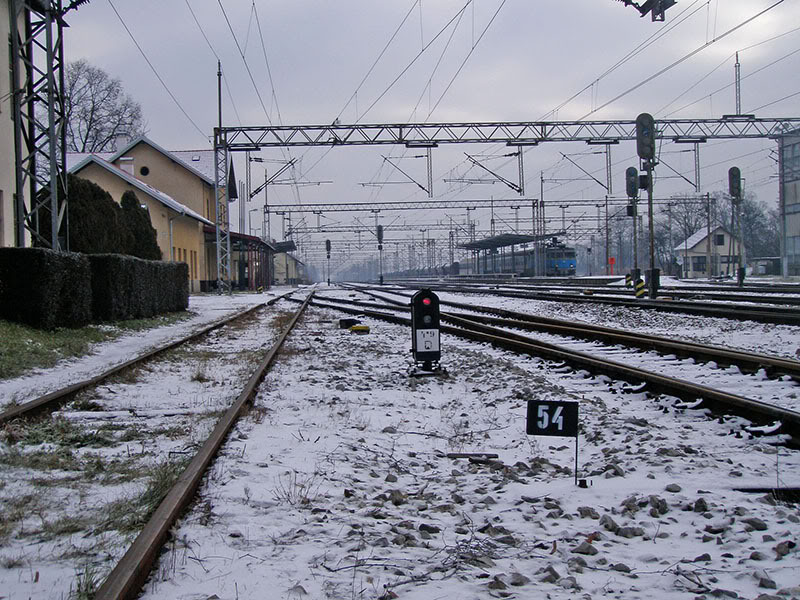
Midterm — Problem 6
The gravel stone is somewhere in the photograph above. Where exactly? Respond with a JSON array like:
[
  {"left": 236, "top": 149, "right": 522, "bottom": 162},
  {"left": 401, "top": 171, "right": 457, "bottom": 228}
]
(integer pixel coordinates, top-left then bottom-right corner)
[
  {"left": 742, "top": 517, "right": 768, "bottom": 531},
  {"left": 665, "top": 483, "right": 682, "bottom": 493},
  {"left": 573, "top": 541, "right": 599, "bottom": 555},
  {"left": 600, "top": 514, "right": 620, "bottom": 533}
]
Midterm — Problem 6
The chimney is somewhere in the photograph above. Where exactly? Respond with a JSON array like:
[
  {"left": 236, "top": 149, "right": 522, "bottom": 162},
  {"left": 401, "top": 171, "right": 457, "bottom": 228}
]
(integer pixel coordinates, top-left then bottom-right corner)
[{"left": 119, "top": 157, "right": 134, "bottom": 176}]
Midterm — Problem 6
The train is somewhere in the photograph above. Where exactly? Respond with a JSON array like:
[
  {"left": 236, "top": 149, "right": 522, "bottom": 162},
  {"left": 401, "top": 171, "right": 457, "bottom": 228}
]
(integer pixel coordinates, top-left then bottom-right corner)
[{"left": 545, "top": 245, "right": 577, "bottom": 276}]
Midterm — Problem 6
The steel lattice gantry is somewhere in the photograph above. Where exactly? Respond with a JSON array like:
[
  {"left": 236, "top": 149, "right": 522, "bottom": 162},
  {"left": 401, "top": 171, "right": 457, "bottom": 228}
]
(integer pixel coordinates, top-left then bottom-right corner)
[
  {"left": 212, "top": 115, "right": 800, "bottom": 284},
  {"left": 10, "top": 0, "right": 68, "bottom": 249},
  {"left": 220, "top": 116, "right": 800, "bottom": 149}
]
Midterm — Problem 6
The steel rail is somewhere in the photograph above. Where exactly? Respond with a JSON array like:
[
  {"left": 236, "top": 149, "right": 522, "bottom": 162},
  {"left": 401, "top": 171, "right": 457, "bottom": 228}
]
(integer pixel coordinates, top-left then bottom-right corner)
[
  {"left": 306, "top": 296, "right": 800, "bottom": 441},
  {"left": 381, "top": 282, "right": 800, "bottom": 326},
  {"left": 0, "top": 299, "right": 290, "bottom": 424},
  {"left": 321, "top": 290, "right": 800, "bottom": 379},
  {"left": 95, "top": 292, "right": 314, "bottom": 600},
  {"left": 399, "top": 280, "right": 800, "bottom": 306}
]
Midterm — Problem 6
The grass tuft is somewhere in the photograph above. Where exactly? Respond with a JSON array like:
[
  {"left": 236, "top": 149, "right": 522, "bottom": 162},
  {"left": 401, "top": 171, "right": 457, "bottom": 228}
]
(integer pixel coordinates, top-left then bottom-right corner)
[
  {"left": 97, "top": 458, "right": 189, "bottom": 533},
  {"left": 0, "top": 311, "right": 192, "bottom": 382}
]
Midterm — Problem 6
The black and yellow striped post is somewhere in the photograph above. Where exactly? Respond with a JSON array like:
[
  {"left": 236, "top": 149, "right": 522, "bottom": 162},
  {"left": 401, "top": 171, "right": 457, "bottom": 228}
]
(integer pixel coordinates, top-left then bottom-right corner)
[
  {"left": 625, "top": 273, "right": 632, "bottom": 288},
  {"left": 634, "top": 278, "right": 646, "bottom": 298}
]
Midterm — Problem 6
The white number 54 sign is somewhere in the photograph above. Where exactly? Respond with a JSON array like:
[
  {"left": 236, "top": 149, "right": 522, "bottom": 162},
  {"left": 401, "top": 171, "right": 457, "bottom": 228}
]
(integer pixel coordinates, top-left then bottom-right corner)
[{"left": 526, "top": 400, "right": 578, "bottom": 437}]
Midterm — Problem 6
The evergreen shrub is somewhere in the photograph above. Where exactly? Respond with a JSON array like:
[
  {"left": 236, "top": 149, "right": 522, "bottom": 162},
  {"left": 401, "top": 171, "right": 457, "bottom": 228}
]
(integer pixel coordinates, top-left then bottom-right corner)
[{"left": 0, "top": 248, "right": 92, "bottom": 330}]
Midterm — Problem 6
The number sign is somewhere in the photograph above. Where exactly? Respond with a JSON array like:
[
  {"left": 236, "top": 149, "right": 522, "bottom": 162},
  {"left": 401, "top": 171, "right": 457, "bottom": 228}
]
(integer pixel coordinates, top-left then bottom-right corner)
[{"left": 526, "top": 400, "right": 578, "bottom": 437}]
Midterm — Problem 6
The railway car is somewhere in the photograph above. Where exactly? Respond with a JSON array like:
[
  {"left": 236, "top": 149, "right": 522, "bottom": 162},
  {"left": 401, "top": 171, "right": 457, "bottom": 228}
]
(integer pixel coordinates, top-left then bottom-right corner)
[{"left": 545, "top": 246, "right": 576, "bottom": 276}]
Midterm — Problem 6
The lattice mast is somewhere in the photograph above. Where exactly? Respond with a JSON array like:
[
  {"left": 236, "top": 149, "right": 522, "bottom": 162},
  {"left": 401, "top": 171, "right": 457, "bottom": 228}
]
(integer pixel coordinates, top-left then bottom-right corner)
[{"left": 10, "top": 0, "right": 68, "bottom": 249}]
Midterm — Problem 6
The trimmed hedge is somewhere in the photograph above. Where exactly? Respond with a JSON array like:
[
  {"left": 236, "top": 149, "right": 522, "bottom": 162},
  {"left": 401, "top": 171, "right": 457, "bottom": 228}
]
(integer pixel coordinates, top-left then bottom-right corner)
[
  {"left": 0, "top": 248, "right": 93, "bottom": 330},
  {"left": 89, "top": 254, "right": 188, "bottom": 321},
  {"left": 0, "top": 248, "right": 188, "bottom": 329}
]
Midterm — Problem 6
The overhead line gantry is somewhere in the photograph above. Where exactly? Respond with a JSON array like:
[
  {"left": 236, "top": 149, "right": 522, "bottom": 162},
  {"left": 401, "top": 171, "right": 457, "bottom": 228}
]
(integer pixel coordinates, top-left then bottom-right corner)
[{"left": 213, "top": 115, "right": 800, "bottom": 285}]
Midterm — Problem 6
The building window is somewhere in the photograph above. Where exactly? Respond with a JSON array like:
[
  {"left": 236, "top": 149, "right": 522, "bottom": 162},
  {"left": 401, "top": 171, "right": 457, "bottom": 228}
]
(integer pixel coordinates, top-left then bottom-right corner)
[
  {"left": 692, "top": 255, "right": 707, "bottom": 272},
  {"left": 715, "top": 234, "right": 724, "bottom": 246}
]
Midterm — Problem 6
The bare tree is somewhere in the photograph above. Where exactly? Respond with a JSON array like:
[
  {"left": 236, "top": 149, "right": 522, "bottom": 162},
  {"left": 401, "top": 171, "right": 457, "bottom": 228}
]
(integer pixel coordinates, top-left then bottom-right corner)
[{"left": 65, "top": 59, "right": 146, "bottom": 153}]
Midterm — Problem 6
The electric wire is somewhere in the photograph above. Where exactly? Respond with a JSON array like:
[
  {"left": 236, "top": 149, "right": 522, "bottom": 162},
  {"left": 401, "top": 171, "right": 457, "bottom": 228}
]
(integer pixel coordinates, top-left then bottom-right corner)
[
  {"left": 749, "top": 89, "right": 800, "bottom": 113},
  {"left": 366, "top": 4, "right": 469, "bottom": 203},
  {"left": 107, "top": 0, "right": 207, "bottom": 140},
  {"left": 359, "top": 0, "right": 473, "bottom": 122},
  {"left": 428, "top": 0, "right": 507, "bottom": 117},
  {"left": 661, "top": 36, "right": 800, "bottom": 117},
  {"left": 336, "top": 0, "right": 420, "bottom": 123},
  {"left": 184, "top": 0, "right": 243, "bottom": 126},
  {"left": 578, "top": 0, "right": 787, "bottom": 120},
  {"left": 540, "top": 0, "right": 708, "bottom": 121},
  {"left": 253, "top": 2, "right": 283, "bottom": 125}
]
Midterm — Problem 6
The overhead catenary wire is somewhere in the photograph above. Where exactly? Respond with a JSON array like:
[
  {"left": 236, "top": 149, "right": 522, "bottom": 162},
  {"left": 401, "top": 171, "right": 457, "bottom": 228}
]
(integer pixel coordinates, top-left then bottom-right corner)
[
  {"left": 253, "top": 1, "right": 283, "bottom": 126},
  {"left": 107, "top": 0, "right": 207, "bottom": 141},
  {"left": 359, "top": 0, "right": 474, "bottom": 122},
  {"left": 540, "top": 0, "right": 709, "bottom": 121},
  {"left": 336, "top": 0, "right": 420, "bottom": 123},
  {"left": 578, "top": 0, "right": 787, "bottom": 121},
  {"left": 184, "top": 0, "right": 243, "bottom": 126},
  {"left": 662, "top": 36, "right": 800, "bottom": 117}
]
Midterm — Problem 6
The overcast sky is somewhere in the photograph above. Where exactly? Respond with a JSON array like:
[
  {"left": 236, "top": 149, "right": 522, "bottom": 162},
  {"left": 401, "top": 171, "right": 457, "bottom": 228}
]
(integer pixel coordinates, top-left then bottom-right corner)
[{"left": 64, "top": 0, "right": 800, "bottom": 264}]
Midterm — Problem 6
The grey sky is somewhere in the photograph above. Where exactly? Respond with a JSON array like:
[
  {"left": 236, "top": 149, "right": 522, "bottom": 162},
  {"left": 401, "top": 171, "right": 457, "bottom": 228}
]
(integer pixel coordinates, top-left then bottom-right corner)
[{"left": 63, "top": 0, "right": 800, "bottom": 260}]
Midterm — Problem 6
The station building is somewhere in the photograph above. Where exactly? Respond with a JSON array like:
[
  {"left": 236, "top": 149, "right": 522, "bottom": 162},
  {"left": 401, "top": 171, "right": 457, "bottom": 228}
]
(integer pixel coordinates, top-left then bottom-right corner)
[
  {"left": 69, "top": 154, "right": 212, "bottom": 292},
  {"left": 67, "top": 137, "right": 275, "bottom": 292}
]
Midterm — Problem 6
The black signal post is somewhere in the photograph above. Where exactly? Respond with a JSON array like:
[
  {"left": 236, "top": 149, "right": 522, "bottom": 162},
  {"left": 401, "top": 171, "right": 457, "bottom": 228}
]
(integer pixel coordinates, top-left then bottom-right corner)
[
  {"left": 410, "top": 289, "right": 441, "bottom": 372},
  {"left": 636, "top": 112, "right": 659, "bottom": 298},
  {"left": 377, "top": 224, "right": 384, "bottom": 285},
  {"left": 729, "top": 167, "right": 745, "bottom": 286},
  {"left": 325, "top": 239, "right": 331, "bottom": 286}
]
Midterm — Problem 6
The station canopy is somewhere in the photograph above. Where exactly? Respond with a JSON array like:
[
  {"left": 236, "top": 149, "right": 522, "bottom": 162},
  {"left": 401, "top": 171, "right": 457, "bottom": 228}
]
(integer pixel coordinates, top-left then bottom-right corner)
[{"left": 458, "top": 233, "right": 558, "bottom": 252}]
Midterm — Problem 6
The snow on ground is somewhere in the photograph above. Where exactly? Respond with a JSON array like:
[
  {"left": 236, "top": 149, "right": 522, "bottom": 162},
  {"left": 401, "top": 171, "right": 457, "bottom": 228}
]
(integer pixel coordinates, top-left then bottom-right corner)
[
  {"left": 0, "top": 291, "right": 286, "bottom": 600},
  {"left": 428, "top": 289, "right": 800, "bottom": 361},
  {"left": 137, "top": 292, "right": 800, "bottom": 600},
  {"left": 0, "top": 292, "right": 272, "bottom": 407},
  {"left": 2, "top": 286, "right": 799, "bottom": 600}
]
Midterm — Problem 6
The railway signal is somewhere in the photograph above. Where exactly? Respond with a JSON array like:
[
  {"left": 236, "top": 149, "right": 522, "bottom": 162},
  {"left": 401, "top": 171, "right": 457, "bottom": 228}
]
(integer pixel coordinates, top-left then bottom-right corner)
[
  {"left": 729, "top": 166, "right": 742, "bottom": 199},
  {"left": 377, "top": 225, "right": 384, "bottom": 285},
  {"left": 728, "top": 166, "right": 745, "bottom": 286},
  {"left": 325, "top": 239, "right": 331, "bottom": 286},
  {"left": 410, "top": 289, "right": 441, "bottom": 374},
  {"left": 636, "top": 113, "right": 656, "bottom": 161},
  {"left": 625, "top": 167, "right": 639, "bottom": 199}
]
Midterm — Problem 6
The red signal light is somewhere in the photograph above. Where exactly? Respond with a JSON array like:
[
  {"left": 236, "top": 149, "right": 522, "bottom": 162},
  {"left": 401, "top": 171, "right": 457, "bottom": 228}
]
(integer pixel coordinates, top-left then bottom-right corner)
[{"left": 422, "top": 298, "right": 431, "bottom": 305}]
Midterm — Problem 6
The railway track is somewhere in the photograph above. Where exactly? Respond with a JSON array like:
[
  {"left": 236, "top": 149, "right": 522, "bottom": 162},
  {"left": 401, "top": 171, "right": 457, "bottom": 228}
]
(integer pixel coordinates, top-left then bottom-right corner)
[
  {"left": 338, "top": 286, "right": 800, "bottom": 381},
  {"left": 0, "top": 290, "right": 296, "bottom": 424},
  {"left": 0, "top": 290, "right": 310, "bottom": 600},
  {"left": 391, "top": 276, "right": 800, "bottom": 295},
  {"left": 443, "top": 282, "right": 800, "bottom": 307},
  {"left": 366, "top": 282, "right": 800, "bottom": 326},
  {"left": 308, "top": 291, "right": 800, "bottom": 445},
  {"left": 94, "top": 292, "right": 314, "bottom": 599}
]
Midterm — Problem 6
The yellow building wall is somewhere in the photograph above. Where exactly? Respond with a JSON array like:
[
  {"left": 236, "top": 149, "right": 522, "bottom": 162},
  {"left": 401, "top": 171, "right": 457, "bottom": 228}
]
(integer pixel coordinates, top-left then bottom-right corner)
[
  {"left": 74, "top": 163, "right": 207, "bottom": 292},
  {"left": 112, "top": 143, "right": 216, "bottom": 221},
  {"left": 1, "top": 0, "right": 17, "bottom": 247}
]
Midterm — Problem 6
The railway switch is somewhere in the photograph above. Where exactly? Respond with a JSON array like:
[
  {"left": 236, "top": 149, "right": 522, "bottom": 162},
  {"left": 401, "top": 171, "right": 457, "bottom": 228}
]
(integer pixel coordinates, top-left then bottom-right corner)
[{"left": 410, "top": 289, "right": 441, "bottom": 372}]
